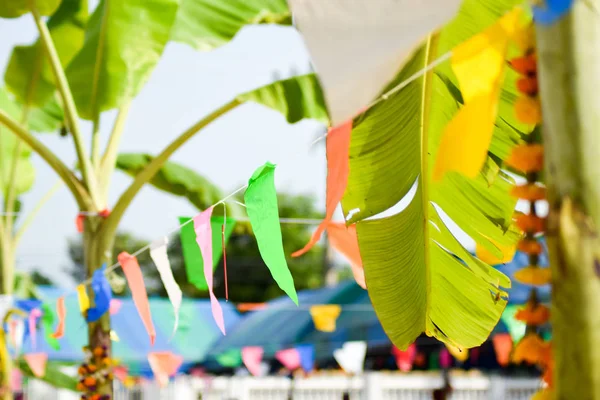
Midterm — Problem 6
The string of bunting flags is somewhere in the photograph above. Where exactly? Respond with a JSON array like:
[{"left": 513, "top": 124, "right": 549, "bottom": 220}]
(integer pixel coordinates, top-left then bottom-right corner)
[{"left": 2, "top": 1, "right": 573, "bottom": 383}]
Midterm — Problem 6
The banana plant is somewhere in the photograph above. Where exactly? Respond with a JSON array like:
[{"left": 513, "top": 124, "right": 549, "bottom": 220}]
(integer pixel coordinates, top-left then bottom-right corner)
[{"left": 0, "top": 0, "right": 320, "bottom": 396}]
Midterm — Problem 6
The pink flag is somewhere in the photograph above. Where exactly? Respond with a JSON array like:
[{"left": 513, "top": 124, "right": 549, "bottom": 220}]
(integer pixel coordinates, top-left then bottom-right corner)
[
  {"left": 114, "top": 366, "right": 128, "bottom": 382},
  {"left": 292, "top": 120, "right": 353, "bottom": 257},
  {"left": 275, "top": 348, "right": 301, "bottom": 371},
  {"left": 242, "top": 347, "right": 264, "bottom": 376},
  {"left": 24, "top": 353, "right": 47, "bottom": 377},
  {"left": 440, "top": 347, "right": 452, "bottom": 369},
  {"left": 118, "top": 252, "right": 156, "bottom": 345},
  {"left": 28, "top": 309, "right": 41, "bottom": 350},
  {"left": 110, "top": 299, "right": 122, "bottom": 315},
  {"left": 193, "top": 207, "right": 226, "bottom": 335},
  {"left": 148, "top": 352, "right": 183, "bottom": 388},
  {"left": 11, "top": 368, "right": 22, "bottom": 391},
  {"left": 392, "top": 344, "right": 416, "bottom": 372}
]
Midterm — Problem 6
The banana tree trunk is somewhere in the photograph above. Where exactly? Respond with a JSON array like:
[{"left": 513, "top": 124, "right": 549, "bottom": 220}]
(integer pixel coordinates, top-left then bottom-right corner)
[
  {"left": 536, "top": 2, "right": 600, "bottom": 398},
  {"left": 83, "top": 218, "right": 115, "bottom": 397}
]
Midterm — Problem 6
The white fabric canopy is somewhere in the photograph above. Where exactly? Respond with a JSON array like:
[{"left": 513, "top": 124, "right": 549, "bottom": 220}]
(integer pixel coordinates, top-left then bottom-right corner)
[{"left": 288, "top": 0, "right": 463, "bottom": 125}]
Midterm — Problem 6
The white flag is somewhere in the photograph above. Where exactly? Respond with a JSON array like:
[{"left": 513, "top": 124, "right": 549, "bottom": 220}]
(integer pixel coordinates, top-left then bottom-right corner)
[
  {"left": 334, "top": 341, "right": 367, "bottom": 375},
  {"left": 288, "top": 0, "right": 463, "bottom": 125},
  {"left": 150, "top": 237, "right": 183, "bottom": 338}
]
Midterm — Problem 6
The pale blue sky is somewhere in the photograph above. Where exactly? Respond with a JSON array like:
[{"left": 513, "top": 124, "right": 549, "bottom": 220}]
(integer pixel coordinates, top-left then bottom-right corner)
[{"left": 0, "top": 16, "right": 327, "bottom": 286}]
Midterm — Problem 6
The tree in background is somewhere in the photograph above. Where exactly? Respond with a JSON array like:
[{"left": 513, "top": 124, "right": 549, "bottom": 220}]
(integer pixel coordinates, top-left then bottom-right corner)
[{"left": 65, "top": 193, "right": 329, "bottom": 302}]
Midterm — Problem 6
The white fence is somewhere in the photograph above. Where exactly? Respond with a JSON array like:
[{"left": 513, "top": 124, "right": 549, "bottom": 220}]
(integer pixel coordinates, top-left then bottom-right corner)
[{"left": 24, "top": 372, "right": 542, "bottom": 400}]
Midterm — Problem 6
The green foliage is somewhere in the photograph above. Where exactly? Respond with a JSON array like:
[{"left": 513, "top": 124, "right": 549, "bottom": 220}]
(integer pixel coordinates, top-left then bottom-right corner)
[
  {"left": 239, "top": 74, "right": 329, "bottom": 125},
  {"left": 17, "top": 359, "right": 78, "bottom": 391},
  {"left": 65, "top": 0, "right": 179, "bottom": 120},
  {"left": 340, "top": 1, "right": 523, "bottom": 350},
  {"left": 0, "top": 0, "right": 61, "bottom": 18},
  {"left": 170, "top": 0, "right": 290, "bottom": 51},
  {"left": 4, "top": 0, "right": 88, "bottom": 107}
]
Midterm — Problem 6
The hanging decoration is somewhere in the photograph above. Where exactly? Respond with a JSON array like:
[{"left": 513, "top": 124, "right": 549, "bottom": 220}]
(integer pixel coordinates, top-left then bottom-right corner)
[
  {"left": 51, "top": 296, "right": 66, "bottom": 339},
  {"left": 492, "top": 333, "right": 513, "bottom": 367},
  {"left": 109, "top": 299, "right": 121, "bottom": 315},
  {"left": 392, "top": 344, "right": 416, "bottom": 372},
  {"left": 77, "top": 284, "right": 90, "bottom": 314},
  {"left": 150, "top": 237, "right": 183, "bottom": 338},
  {"left": 242, "top": 346, "right": 264, "bottom": 377},
  {"left": 118, "top": 252, "right": 156, "bottom": 345},
  {"left": 41, "top": 303, "right": 60, "bottom": 350},
  {"left": 86, "top": 265, "right": 112, "bottom": 323},
  {"left": 244, "top": 162, "right": 298, "bottom": 304},
  {"left": 287, "top": 0, "right": 463, "bottom": 125},
  {"left": 215, "top": 349, "right": 243, "bottom": 368},
  {"left": 297, "top": 344, "right": 315, "bottom": 373},
  {"left": 77, "top": 345, "right": 115, "bottom": 397},
  {"left": 309, "top": 305, "right": 342, "bottom": 332},
  {"left": 275, "top": 348, "right": 301, "bottom": 371},
  {"left": 326, "top": 222, "right": 365, "bottom": 289},
  {"left": 194, "top": 207, "right": 226, "bottom": 335},
  {"left": 333, "top": 341, "right": 367, "bottom": 375},
  {"left": 434, "top": 8, "right": 523, "bottom": 181},
  {"left": 28, "top": 308, "right": 41, "bottom": 351},
  {"left": 24, "top": 353, "right": 47, "bottom": 378},
  {"left": 148, "top": 352, "right": 183, "bottom": 388},
  {"left": 293, "top": 120, "right": 352, "bottom": 257},
  {"left": 533, "top": 0, "right": 574, "bottom": 25}
]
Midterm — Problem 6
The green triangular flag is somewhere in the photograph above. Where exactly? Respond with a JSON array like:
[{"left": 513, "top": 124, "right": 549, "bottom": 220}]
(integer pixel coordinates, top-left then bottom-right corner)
[
  {"left": 41, "top": 303, "right": 60, "bottom": 350},
  {"left": 244, "top": 162, "right": 298, "bottom": 304},
  {"left": 500, "top": 305, "right": 526, "bottom": 342},
  {"left": 179, "top": 216, "right": 236, "bottom": 290},
  {"left": 215, "top": 349, "right": 243, "bottom": 368}
]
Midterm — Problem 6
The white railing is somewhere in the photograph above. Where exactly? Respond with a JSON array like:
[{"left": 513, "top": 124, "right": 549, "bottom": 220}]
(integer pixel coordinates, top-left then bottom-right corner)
[{"left": 23, "top": 372, "right": 542, "bottom": 400}]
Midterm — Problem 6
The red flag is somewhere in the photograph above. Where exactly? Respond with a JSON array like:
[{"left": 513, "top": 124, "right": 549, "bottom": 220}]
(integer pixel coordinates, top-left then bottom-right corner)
[
  {"left": 492, "top": 333, "right": 513, "bottom": 367},
  {"left": 392, "top": 344, "right": 416, "bottom": 372},
  {"left": 51, "top": 297, "right": 66, "bottom": 339},
  {"left": 118, "top": 252, "right": 156, "bottom": 345},
  {"left": 326, "top": 222, "right": 365, "bottom": 288}
]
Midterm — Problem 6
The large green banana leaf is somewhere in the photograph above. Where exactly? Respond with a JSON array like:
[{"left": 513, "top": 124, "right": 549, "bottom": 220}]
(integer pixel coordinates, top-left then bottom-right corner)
[
  {"left": 18, "top": 359, "right": 78, "bottom": 391},
  {"left": 341, "top": 0, "right": 524, "bottom": 350},
  {"left": 0, "top": 0, "right": 61, "bottom": 19},
  {"left": 4, "top": 0, "right": 87, "bottom": 108},
  {"left": 170, "top": 0, "right": 291, "bottom": 51}
]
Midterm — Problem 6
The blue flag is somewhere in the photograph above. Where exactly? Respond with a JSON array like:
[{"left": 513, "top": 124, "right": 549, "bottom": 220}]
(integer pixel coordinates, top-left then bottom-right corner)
[
  {"left": 87, "top": 265, "right": 112, "bottom": 322},
  {"left": 533, "top": 0, "right": 574, "bottom": 25},
  {"left": 297, "top": 344, "right": 315, "bottom": 373}
]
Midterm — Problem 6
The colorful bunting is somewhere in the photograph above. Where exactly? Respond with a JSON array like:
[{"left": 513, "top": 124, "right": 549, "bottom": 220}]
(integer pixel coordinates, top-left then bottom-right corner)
[
  {"left": 433, "top": 8, "right": 522, "bottom": 181},
  {"left": 193, "top": 207, "right": 226, "bottom": 335},
  {"left": 533, "top": 0, "right": 574, "bottom": 25},
  {"left": 287, "top": 0, "right": 463, "bottom": 124},
  {"left": 148, "top": 352, "right": 183, "bottom": 388},
  {"left": 179, "top": 216, "right": 235, "bottom": 291},
  {"left": 297, "top": 344, "right": 315, "bottom": 373},
  {"left": 109, "top": 299, "right": 122, "bottom": 315},
  {"left": 215, "top": 349, "right": 242, "bottom": 368},
  {"left": 334, "top": 341, "right": 367, "bottom": 375},
  {"left": 326, "top": 223, "right": 365, "bottom": 289},
  {"left": 76, "top": 284, "right": 90, "bottom": 313},
  {"left": 40, "top": 303, "right": 59, "bottom": 350},
  {"left": 439, "top": 347, "right": 452, "bottom": 369},
  {"left": 24, "top": 353, "right": 47, "bottom": 378},
  {"left": 244, "top": 162, "right": 298, "bottom": 304},
  {"left": 51, "top": 297, "right": 66, "bottom": 339},
  {"left": 11, "top": 368, "right": 22, "bottom": 392},
  {"left": 87, "top": 265, "right": 112, "bottom": 322},
  {"left": 310, "top": 305, "right": 342, "bottom": 332},
  {"left": 275, "top": 348, "right": 301, "bottom": 371},
  {"left": 118, "top": 252, "right": 156, "bottom": 345},
  {"left": 493, "top": 333, "right": 513, "bottom": 367},
  {"left": 241, "top": 346, "right": 264, "bottom": 377},
  {"left": 28, "top": 308, "right": 41, "bottom": 351},
  {"left": 392, "top": 344, "right": 416, "bottom": 372},
  {"left": 293, "top": 121, "right": 352, "bottom": 258},
  {"left": 150, "top": 237, "right": 183, "bottom": 338}
]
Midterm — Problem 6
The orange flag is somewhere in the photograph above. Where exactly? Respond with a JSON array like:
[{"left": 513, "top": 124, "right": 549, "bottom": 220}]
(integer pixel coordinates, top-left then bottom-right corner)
[
  {"left": 326, "top": 222, "right": 365, "bottom": 289},
  {"left": 118, "top": 252, "right": 156, "bottom": 345},
  {"left": 292, "top": 120, "right": 352, "bottom": 258},
  {"left": 51, "top": 297, "right": 66, "bottom": 339},
  {"left": 493, "top": 333, "right": 513, "bottom": 367},
  {"left": 148, "top": 352, "right": 183, "bottom": 388},
  {"left": 24, "top": 353, "right": 47, "bottom": 378}
]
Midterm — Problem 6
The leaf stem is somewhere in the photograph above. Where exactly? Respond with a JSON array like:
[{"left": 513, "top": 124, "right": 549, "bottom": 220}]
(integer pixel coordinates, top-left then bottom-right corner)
[
  {"left": 0, "top": 109, "right": 90, "bottom": 209},
  {"left": 101, "top": 99, "right": 241, "bottom": 238},
  {"left": 14, "top": 181, "right": 62, "bottom": 246},
  {"left": 99, "top": 102, "right": 131, "bottom": 199},
  {"left": 91, "top": 117, "right": 101, "bottom": 169},
  {"left": 30, "top": 3, "right": 101, "bottom": 209}
]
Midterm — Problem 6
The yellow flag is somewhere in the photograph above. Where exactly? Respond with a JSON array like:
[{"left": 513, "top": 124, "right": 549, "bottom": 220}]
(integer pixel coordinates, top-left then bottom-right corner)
[
  {"left": 310, "top": 305, "right": 342, "bottom": 332},
  {"left": 76, "top": 284, "right": 90, "bottom": 313},
  {"left": 434, "top": 8, "right": 522, "bottom": 181}
]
